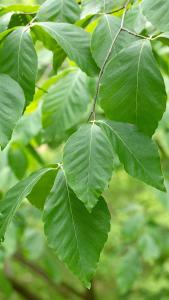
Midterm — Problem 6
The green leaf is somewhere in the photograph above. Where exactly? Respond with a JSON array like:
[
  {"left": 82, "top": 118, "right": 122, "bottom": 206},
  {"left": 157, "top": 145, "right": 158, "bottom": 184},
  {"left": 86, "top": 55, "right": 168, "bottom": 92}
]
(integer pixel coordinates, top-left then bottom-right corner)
[
  {"left": 91, "top": 15, "right": 120, "bottom": 68},
  {"left": 142, "top": 0, "right": 169, "bottom": 32},
  {"left": 0, "top": 74, "right": 25, "bottom": 149},
  {"left": 8, "top": 13, "right": 35, "bottom": 28},
  {"left": 99, "top": 40, "right": 167, "bottom": 136},
  {"left": 0, "top": 166, "right": 57, "bottom": 241},
  {"left": 43, "top": 169, "right": 110, "bottom": 287},
  {"left": 8, "top": 143, "right": 28, "bottom": 179},
  {"left": 0, "top": 28, "right": 15, "bottom": 42},
  {"left": 63, "top": 123, "right": 113, "bottom": 211},
  {"left": 81, "top": 0, "right": 126, "bottom": 18},
  {"left": 53, "top": 45, "right": 66, "bottom": 72},
  {"left": 0, "top": 4, "right": 39, "bottom": 16},
  {"left": 28, "top": 168, "right": 57, "bottom": 210},
  {"left": 36, "top": 0, "right": 80, "bottom": 23},
  {"left": 81, "top": 0, "right": 101, "bottom": 17},
  {"left": 91, "top": 15, "right": 138, "bottom": 68},
  {"left": 155, "top": 32, "right": 169, "bottom": 46},
  {"left": 97, "top": 120, "right": 165, "bottom": 191},
  {"left": 0, "top": 14, "right": 11, "bottom": 32},
  {"left": 0, "top": 28, "right": 38, "bottom": 103},
  {"left": 42, "top": 69, "right": 90, "bottom": 142},
  {"left": 32, "top": 22, "right": 99, "bottom": 77},
  {"left": 124, "top": 3, "right": 146, "bottom": 34}
]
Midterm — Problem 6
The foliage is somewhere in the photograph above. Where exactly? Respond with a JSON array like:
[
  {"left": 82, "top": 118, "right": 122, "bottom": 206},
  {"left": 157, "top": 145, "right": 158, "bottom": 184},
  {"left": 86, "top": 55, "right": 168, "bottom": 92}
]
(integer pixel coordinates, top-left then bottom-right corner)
[{"left": 0, "top": 0, "right": 169, "bottom": 298}]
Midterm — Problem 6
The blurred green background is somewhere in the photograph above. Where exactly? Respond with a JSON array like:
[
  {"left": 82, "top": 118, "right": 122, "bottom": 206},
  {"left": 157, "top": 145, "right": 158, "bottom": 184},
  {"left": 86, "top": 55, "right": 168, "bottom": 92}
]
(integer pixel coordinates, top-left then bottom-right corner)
[{"left": 1, "top": 0, "right": 169, "bottom": 299}]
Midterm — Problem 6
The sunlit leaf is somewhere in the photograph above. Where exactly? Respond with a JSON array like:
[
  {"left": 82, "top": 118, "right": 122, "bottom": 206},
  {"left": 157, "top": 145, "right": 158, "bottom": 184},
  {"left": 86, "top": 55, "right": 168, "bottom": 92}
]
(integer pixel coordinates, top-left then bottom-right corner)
[
  {"left": 63, "top": 123, "right": 113, "bottom": 211},
  {"left": 99, "top": 40, "right": 166, "bottom": 136}
]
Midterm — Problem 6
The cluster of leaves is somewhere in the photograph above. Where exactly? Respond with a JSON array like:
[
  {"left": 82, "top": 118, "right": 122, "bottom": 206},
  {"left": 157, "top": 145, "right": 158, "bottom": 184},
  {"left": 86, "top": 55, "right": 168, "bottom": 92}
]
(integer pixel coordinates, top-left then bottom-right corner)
[{"left": 0, "top": 0, "right": 169, "bottom": 289}]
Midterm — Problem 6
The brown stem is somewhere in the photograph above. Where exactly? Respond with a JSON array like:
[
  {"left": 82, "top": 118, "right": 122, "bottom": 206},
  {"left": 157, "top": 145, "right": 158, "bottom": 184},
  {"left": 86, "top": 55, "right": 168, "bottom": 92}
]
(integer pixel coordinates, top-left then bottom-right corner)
[
  {"left": 14, "top": 253, "right": 86, "bottom": 300},
  {"left": 6, "top": 276, "right": 42, "bottom": 300},
  {"left": 88, "top": 0, "right": 131, "bottom": 121},
  {"left": 84, "top": 282, "right": 96, "bottom": 300}
]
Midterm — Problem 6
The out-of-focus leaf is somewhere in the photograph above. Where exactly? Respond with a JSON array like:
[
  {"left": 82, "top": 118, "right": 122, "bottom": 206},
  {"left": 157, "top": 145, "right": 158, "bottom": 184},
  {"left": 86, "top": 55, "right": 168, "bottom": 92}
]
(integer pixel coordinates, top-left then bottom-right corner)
[
  {"left": 117, "top": 248, "right": 141, "bottom": 294},
  {"left": 0, "top": 271, "right": 12, "bottom": 297},
  {"left": 138, "top": 233, "right": 160, "bottom": 262},
  {"left": 42, "top": 69, "right": 90, "bottom": 142},
  {"left": 8, "top": 143, "right": 28, "bottom": 179},
  {"left": 12, "top": 109, "right": 42, "bottom": 145}
]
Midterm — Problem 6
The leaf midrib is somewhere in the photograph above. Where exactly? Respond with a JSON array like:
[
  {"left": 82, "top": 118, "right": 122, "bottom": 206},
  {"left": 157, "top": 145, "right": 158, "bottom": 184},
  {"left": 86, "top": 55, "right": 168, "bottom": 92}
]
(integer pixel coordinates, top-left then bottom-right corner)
[
  {"left": 135, "top": 41, "right": 146, "bottom": 124},
  {"left": 63, "top": 169, "right": 84, "bottom": 277}
]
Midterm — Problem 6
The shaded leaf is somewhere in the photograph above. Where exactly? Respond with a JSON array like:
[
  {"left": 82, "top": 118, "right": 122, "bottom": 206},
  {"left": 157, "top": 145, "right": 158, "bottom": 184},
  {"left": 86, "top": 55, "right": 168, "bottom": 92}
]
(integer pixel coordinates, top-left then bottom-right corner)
[
  {"left": 53, "top": 45, "right": 66, "bottom": 72},
  {"left": 0, "top": 28, "right": 38, "bottom": 103},
  {"left": 8, "top": 143, "right": 28, "bottom": 179},
  {"left": 97, "top": 120, "right": 165, "bottom": 191},
  {"left": 28, "top": 168, "right": 57, "bottom": 210},
  {"left": 42, "top": 70, "right": 90, "bottom": 142},
  {"left": 0, "top": 74, "right": 25, "bottom": 149},
  {"left": 32, "top": 22, "right": 98, "bottom": 76},
  {"left": 0, "top": 166, "right": 57, "bottom": 240},
  {"left": 43, "top": 169, "right": 110, "bottom": 287}
]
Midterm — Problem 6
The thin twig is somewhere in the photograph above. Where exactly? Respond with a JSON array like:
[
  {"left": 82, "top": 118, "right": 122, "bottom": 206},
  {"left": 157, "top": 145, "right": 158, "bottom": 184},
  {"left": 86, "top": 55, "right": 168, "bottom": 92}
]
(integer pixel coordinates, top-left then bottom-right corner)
[
  {"left": 98, "top": 5, "right": 125, "bottom": 16},
  {"left": 122, "top": 27, "right": 151, "bottom": 40},
  {"left": 35, "top": 85, "right": 48, "bottom": 94},
  {"left": 88, "top": 0, "right": 131, "bottom": 121}
]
